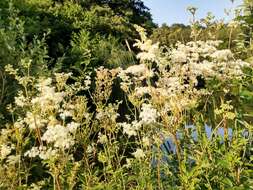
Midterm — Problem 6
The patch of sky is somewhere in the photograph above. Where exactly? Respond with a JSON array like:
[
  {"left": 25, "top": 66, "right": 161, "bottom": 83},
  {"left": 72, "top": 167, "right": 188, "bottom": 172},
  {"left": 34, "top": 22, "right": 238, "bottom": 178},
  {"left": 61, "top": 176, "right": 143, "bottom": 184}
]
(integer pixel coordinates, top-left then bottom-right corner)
[{"left": 145, "top": 0, "right": 243, "bottom": 26}]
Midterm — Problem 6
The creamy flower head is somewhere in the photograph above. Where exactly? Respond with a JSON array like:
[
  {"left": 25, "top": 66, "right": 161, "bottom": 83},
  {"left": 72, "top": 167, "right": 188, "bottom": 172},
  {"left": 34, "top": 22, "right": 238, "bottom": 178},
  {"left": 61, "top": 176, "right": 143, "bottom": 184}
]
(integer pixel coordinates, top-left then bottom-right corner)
[
  {"left": 15, "top": 91, "right": 27, "bottom": 107},
  {"left": 136, "top": 42, "right": 160, "bottom": 63},
  {"left": 41, "top": 124, "right": 78, "bottom": 149},
  {"left": 123, "top": 64, "right": 153, "bottom": 79},
  {"left": 25, "top": 146, "right": 58, "bottom": 160},
  {"left": 120, "top": 122, "right": 137, "bottom": 137},
  {"left": 211, "top": 49, "right": 233, "bottom": 61},
  {"left": 24, "top": 112, "right": 47, "bottom": 130},
  {"left": 0, "top": 144, "right": 13, "bottom": 159},
  {"left": 132, "top": 148, "right": 145, "bottom": 159},
  {"left": 142, "top": 137, "right": 150, "bottom": 147},
  {"left": 139, "top": 103, "right": 159, "bottom": 125},
  {"left": 31, "top": 78, "right": 65, "bottom": 111},
  {"left": 97, "top": 133, "right": 108, "bottom": 144},
  {"left": 170, "top": 48, "right": 187, "bottom": 63}
]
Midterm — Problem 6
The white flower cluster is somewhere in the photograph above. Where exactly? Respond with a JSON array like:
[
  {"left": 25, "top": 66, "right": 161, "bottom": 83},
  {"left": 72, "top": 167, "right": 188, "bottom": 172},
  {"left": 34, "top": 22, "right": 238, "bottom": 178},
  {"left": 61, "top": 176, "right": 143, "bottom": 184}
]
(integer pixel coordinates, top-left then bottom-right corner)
[
  {"left": 31, "top": 78, "right": 65, "bottom": 111},
  {"left": 59, "top": 110, "right": 73, "bottom": 120},
  {"left": 25, "top": 122, "right": 79, "bottom": 160},
  {"left": 24, "top": 112, "right": 47, "bottom": 129},
  {"left": 136, "top": 42, "right": 160, "bottom": 63},
  {"left": 119, "top": 121, "right": 141, "bottom": 138},
  {"left": 132, "top": 148, "right": 145, "bottom": 159},
  {"left": 118, "top": 64, "right": 154, "bottom": 91},
  {"left": 118, "top": 104, "right": 158, "bottom": 139},
  {"left": 168, "top": 40, "right": 249, "bottom": 80},
  {"left": 25, "top": 146, "right": 58, "bottom": 160},
  {"left": 139, "top": 103, "right": 160, "bottom": 125},
  {"left": 97, "top": 133, "right": 108, "bottom": 144},
  {"left": 134, "top": 25, "right": 160, "bottom": 63},
  {"left": 55, "top": 72, "right": 72, "bottom": 87},
  {"left": 0, "top": 144, "right": 13, "bottom": 160},
  {"left": 41, "top": 122, "right": 78, "bottom": 149},
  {"left": 18, "top": 74, "right": 85, "bottom": 161},
  {"left": 125, "top": 64, "right": 152, "bottom": 77},
  {"left": 15, "top": 91, "right": 27, "bottom": 107},
  {"left": 119, "top": 27, "right": 250, "bottom": 113},
  {"left": 121, "top": 122, "right": 137, "bottom": 137}
]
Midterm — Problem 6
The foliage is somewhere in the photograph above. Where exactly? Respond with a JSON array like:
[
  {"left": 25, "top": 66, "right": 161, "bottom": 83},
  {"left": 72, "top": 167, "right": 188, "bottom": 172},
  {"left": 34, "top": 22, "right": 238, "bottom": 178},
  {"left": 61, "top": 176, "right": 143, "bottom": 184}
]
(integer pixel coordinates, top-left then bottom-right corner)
[
  {"left": 0, "top": 0, "right": 155, "bottom": 123},
  {"left": 0, "top": 3, "right": 49, "bottom": 124},
  {"left": 235, "top": 0, "right": 253, "bottom": 60}
]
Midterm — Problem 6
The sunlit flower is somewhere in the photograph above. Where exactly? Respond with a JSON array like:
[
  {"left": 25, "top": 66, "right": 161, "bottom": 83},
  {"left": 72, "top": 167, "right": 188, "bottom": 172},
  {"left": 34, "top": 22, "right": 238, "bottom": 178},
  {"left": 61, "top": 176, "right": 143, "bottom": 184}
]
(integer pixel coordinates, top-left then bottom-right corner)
[
  {"left": 24, "top": 112, "right": 47, "bottom": 130},
  {"left": 41, "top": 124, "right": 76, "bottom": 149},
  {"left": 6, "top": 155, "right": 20, "bottom": 165},
  {"left": 142, "top": 137, "right": 150, "bottom": 147},
  {"left": 60, "top": 110, "right": 73, "bottom": 120},
  {"left": 120, "top": 122, "right": 137, "bottom": 137},
  {"left": 132, "top": 148, "right": 145, "bottom": 159},
  {"left": 139, "top": 104, "right": 159, "bottom": 125},
  {"left": 15, "top": 91, "right": 27, "bottom": 107},
  {"left": 25, "top": 146, "right": 58, "bottom": 160},
  {"left": 0, "top": 144, "right": 13, "bottom": 159},
  {"left": 97, "top": 133, "right": 108, "bottom": 144}
]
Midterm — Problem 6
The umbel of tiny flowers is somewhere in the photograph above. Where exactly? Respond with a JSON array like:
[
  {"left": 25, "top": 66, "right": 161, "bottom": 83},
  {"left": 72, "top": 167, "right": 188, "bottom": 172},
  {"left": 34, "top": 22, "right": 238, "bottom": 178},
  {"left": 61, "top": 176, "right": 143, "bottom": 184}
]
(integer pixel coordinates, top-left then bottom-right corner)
[
  {"left": 132, "top": 148, "right": 145, "bottom": 160},
  {"left": 139, "top": 103, "right": 160, "bottom": 125},
  {"left": 119, "top": 26, "right": 249, "bottom": 117},
  {"left": 15, "top": 74, "right": 83, "bottom": 163}
]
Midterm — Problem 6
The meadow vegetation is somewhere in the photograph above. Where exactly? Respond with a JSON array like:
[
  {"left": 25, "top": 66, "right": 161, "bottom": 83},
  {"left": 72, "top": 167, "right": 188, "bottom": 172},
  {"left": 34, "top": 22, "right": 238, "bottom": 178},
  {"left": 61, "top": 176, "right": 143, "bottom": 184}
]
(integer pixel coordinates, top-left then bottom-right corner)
[{"left": 0, "top": 0, "right": 253, "bottom": 189}]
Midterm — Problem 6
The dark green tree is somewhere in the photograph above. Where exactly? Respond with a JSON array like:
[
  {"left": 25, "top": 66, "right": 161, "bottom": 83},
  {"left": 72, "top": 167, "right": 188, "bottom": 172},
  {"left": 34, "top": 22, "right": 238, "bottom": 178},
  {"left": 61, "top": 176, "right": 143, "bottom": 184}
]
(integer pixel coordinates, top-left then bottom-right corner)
[{"left": 8, "top": 0, "right": 156, "bottom": 70}]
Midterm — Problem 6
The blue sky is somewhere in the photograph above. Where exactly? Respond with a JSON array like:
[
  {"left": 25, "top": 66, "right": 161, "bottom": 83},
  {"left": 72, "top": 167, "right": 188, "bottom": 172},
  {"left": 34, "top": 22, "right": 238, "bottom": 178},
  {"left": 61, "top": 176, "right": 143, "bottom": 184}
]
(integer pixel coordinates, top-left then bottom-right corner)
[{"left": 144, "top": 0, "right": 243, "bottom": 26}]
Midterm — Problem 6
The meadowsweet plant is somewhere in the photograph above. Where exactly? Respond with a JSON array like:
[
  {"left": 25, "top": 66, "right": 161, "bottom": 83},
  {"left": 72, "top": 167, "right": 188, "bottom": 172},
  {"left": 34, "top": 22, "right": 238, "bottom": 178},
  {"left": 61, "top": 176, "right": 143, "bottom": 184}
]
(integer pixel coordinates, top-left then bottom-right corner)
[
  {"left": 0, "top": 19, "right": 253, "bottom": 190},
  {"left": 117, "top": 25, "right": 252, "bottom": 189}
]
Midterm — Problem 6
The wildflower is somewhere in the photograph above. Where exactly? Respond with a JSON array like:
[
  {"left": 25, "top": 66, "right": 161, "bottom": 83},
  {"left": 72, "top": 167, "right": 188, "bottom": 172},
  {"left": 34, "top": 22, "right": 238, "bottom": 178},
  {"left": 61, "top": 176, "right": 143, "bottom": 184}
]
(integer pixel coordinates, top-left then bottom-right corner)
[
  {"left": 0, "top": 144, "right": 13, "bottom": 159},
  {"left": 136, "top": 42, "right": 159, "bottom": 63},
  {"left": 36, "top": 78, "right": 52, "bottom": 89},
  {"left": 135, "top": 87, "right": 151, "bottom": 97},
  {"left": 32, "top": 78, "right": 65, "bottom": 110},
  {"left": 228, "top": 20, "right": 240, "bottom": 28},
  {"left": 131, "top": 120, "right": 142, "bottom": 130},
  {"left": 124, "top": 64, "right": 153, "bottom": 78},
  {"left": 41, "top": 124, "right": 75, "bottom": 149},
  {"left": 142, "top": 137, "right": 150, "bottom": 147},
  {"left": 84, "top": 75, "right": 91, "bottom": 86},
  {"left": 211, "top": 49, "right": 233, "bottom": 61},
  {"left": 6, "top": 155, "right": 20, "bottom": 165},
  {"left": 14, "top": 120, "right": 25, "bottom": 130},
  {"left": 15, "top": 91, "right": 26, "bottom": 107},
  {"left": 96, "top": 111, "right": 104, "bottom": 120},
  {"left": 125, "top": 158, "right": 133, "bottom": 168},
  {"left": 5, "top": 64, "right": 18, "bottom": 76},
  {"left": 31, "top": 86, "right": 65, "bottom": 109},
  {"left": 170, "top": 48, "right": 187, "bottom": 63},
  {"left": 29, "top": 181, "right": 45, "bottom": 190},
  {"left": 86, "top": 145, "right": 93, "bottom": 154},
  {"left": 55, "top": 72, "right": 72, "bottom": 86},
  {"left": 60, "top": 110, "right": 73, "bottom": 120},
  {"left": 139, "top": 104, "right": 159, "bottom": 125},
  {"left": 67, "top": 122, "right": 79, "bottom": 134},
  {"left": 24, "top": 112, "right": 47, "bottom": 130},
  {"left": 38, "top": 147, "right": 58, "bottom": 160},
  {"left": 24, "top": 147, "right": 40, "bottom": 158},
  {"left": 132, "top": 148, "right": 145, "bottom": 159},
  {"left": 25, "top": 146, "right": 58, "bottom": 160},
  {"left": 120, "top": 122, "right": 137, "bottom": 137},
  {"left": 97, "top": 133, "right": 108, "bottom": 144}
]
